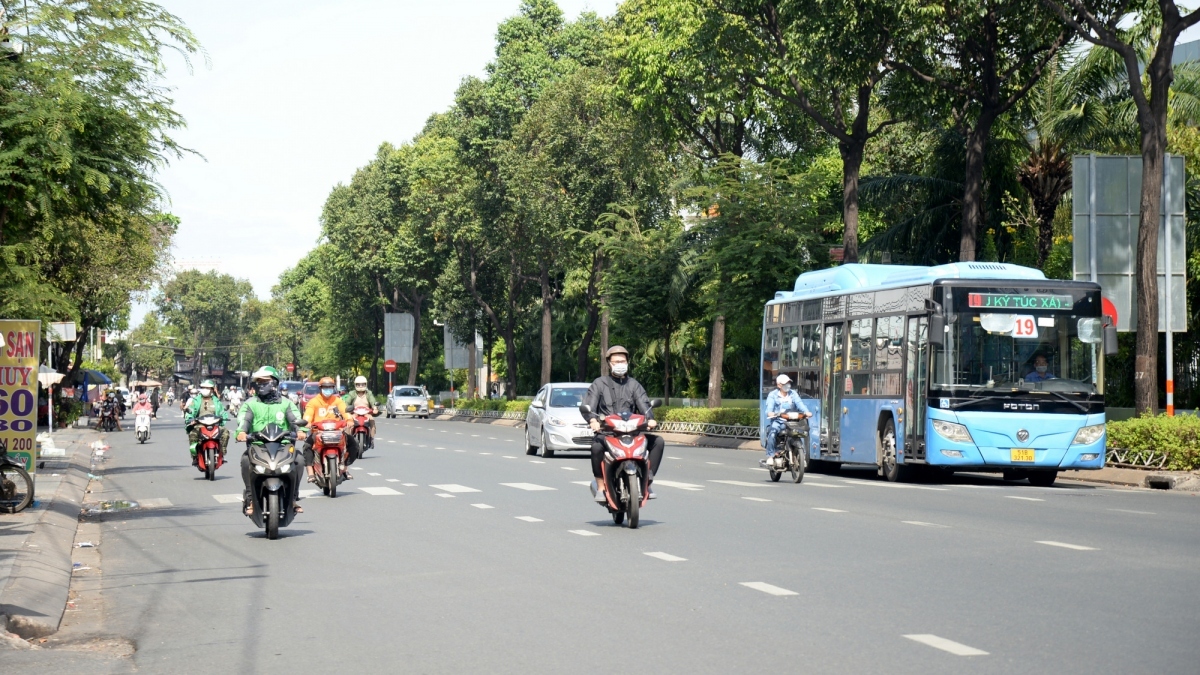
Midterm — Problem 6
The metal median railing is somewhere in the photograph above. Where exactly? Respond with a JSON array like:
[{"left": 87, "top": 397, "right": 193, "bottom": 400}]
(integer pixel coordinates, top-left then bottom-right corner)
[
  {"left": 447, "top": 408, "right": 527, "bottom": 420},
  {"left": 1106, "top": 447, "right": 1170, "bottom": 470},
  {"left": 656, "top": 421, "right": 760, "bottom": 439}
]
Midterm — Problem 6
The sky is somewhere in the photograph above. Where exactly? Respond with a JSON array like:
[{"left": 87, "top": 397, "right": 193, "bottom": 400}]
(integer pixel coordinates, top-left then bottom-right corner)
[{"left": 131, "top": 0, "right": 618, "bottom": 327}]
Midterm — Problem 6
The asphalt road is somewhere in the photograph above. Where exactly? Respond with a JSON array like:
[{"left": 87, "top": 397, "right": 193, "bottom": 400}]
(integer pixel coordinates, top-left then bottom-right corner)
[{"left": 10, "top": 408, "right": 1200, "bottom": 673}]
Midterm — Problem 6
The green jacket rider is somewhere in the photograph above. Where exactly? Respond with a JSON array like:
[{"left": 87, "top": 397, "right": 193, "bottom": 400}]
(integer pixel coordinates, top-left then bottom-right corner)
[{"left": 236, "top": 366, "right": 306, "bottom": 515}]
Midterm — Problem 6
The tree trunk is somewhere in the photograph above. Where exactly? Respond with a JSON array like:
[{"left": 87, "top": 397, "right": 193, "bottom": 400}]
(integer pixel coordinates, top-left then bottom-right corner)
[
  {"left": 1134, "top": 120, "right": 1166, "bottom": 414},
  {"left": 539, "top": 265, "right": 553, "bottom": 387},
  {"left": 408, "top": 299, "right": 422, "bottom": 386},
  {"left": 839, "top": 140, "right": 865, "bottom": 264},
  {"left": 662, "top": 326, "right": 671, "bottom": 402},
  {"left": 599, "top": 304, "right": 610, "bottom": 377},
  {"left": 575, "top": 251, "right": 603, "bottom": 382},
  {"left": 960, "top": 115, "right": 996, "bottom": 262},
  {"left": 504, "top": 330, "right": 519, "bottom": 401},
  {"left": 467, "top": 334, "right": 477, "bottom": 398},
  {"left": 707, "top": 315, "right": 725, "bottom": 407}
]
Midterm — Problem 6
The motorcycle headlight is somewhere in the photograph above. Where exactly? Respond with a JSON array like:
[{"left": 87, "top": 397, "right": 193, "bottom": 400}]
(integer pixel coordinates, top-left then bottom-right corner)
[
  {"left": 281, "top": 462, "right": 292, "bottom": 473},
  {"left": 254, "top": 464, "right": 265, "bottom": 474},
  {"left": 932, "top": 419, "right": 973, "bottom": 444},
  {"left": 1072, "top": 424, "right": 1105, "bottom": 445}
]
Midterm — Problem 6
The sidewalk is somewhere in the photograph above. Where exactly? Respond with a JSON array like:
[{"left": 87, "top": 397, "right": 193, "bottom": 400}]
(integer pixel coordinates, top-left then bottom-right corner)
[{"left": 1, "top": 427, "right": 98, "bottom": 643}]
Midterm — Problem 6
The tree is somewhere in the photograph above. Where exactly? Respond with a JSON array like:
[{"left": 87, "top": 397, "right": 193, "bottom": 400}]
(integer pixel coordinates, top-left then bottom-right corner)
[
  {"left": 1043, "top": 0, "right": 1200, "bottom": 413},
  {"left": 889, "top": 0, "right": 1069, "bottom": 261},
  {"left": 157, "top": 270, "right": 255, "bottom": 358}
]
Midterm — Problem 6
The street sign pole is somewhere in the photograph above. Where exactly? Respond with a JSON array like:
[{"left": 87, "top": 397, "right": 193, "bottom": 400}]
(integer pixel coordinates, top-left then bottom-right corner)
[{"left": 1165, "top": 158, "right": 1175, "bottom": 416}]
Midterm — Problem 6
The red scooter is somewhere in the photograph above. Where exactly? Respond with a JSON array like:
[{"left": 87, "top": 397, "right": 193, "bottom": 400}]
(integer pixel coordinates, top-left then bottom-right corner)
[
  {"left": 580, "top": 403, "right": 660, "bottom": 529},
  {"left": 349, "top": 405, "right": 376, "bottom": 460},
  {"left": 194, "top": 413, "right": 225, "bottom": 481},
  {"left": 311, "top": 418, "right": 348, "bottom": 497}
]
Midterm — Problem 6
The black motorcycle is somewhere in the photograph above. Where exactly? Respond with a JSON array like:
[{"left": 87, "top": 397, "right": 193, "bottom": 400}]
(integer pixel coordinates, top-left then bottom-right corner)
[
  {"left": 768, "top": 411, "right": 811, "bottom": 484},
  {"left": 100, "top": 401, "right": 119, "bottom": 432},
  {"left": 244, "top": 424, "right": 303, "bottom": 540}
]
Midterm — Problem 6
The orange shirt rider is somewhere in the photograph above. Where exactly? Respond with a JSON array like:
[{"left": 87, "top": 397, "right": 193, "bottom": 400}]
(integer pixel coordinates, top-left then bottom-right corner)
[{"left": 304, "top": 392, "right": 350, "bottom": 432}]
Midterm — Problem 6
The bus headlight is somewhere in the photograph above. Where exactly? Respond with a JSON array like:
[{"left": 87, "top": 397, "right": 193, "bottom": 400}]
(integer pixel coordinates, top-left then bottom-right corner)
[
  {"left": 1078, "top": 453, "right": 1099, "bottom": 461},
  {"left": 1072, "top": 424, "right": 1105, "bottom": 445},
  {"left": 932, "top": 419, "right": 973, "bottom": 443}
]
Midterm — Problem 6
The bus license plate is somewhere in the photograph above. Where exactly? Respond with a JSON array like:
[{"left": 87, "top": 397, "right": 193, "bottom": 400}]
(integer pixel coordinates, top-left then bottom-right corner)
[{"left": 1011, "top": 448, "right": 1035, "bottom": 462}]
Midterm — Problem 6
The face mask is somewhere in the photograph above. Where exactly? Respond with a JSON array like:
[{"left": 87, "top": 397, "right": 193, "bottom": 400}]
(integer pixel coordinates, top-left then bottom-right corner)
[
  {"left": 321, "top": 387, "right": 335, "bottom": 397},
  {"left": 355, "top": 386, "right": 367, "bottom": 393},
  {"left": 781, "top": 383, "right": 791, "bottom": 392},
  {"left": 256, "top": 381, "right": 276, "bottom": 397},
  {"left": 611, "top": 363, "right": 628, "bottom": 377},
  {"left": 1035, "top": 365, "right": 1047, "bottom": 374},
  {"left": 199, "top": 388, "right": 212, "bottom": 397}
]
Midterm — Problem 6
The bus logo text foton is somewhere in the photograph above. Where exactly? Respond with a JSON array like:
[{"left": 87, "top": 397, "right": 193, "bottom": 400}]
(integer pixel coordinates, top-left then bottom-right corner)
[{"left": 1003, "top": 403, "right": 1040, "bottom": 411}]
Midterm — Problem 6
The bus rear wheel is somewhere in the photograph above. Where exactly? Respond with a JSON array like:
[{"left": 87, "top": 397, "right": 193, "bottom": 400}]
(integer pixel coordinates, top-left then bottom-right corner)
[{"left": 879, "top": 419, "right": 911, "bottom": 483}]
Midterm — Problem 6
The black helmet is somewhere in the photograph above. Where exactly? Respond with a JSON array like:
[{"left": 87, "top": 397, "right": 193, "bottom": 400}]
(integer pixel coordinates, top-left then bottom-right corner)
[{"left": 605, "top": 345, "right": 630, "bottom": 360}]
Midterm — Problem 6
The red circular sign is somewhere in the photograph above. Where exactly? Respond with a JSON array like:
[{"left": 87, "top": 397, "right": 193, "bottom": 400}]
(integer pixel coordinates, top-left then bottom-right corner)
[
  {"left": 1101, "top": 297, "right": 1118, "bottom": 326},
  {"left": 285, "top": 363, "right": 295, "bottom": 373},
  {"left": 383, "top": 359, "right": 397, "bottom": 373}
]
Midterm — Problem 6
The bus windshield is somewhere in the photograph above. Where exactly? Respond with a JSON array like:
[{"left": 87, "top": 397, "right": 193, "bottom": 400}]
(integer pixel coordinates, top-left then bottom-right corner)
[{"left": 933, "top": 287, "right": 1104, "bottom": 395}]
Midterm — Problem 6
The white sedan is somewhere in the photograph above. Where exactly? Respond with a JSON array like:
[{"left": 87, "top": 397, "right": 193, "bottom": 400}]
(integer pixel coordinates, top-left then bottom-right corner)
[
  {"left": 524, "top": 383, "right": 592, "bottom": 458},
  {"left": 387, "top": 385, "right": 431, "bottom": 419}
]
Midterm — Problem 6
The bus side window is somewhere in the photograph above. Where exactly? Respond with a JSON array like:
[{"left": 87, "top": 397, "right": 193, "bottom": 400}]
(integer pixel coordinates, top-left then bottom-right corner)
[
  {"left": 799, "top": 324, "right": 821, "bottom": 397},
  {"left": 763, "top": 327, "right": 782, "bottom": 395},
  {"left": 848, "top": 318, "right": 873, "bottom": 395}
]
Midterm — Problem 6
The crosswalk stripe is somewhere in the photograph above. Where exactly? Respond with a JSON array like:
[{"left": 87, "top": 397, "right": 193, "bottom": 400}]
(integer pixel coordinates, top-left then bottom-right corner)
[
  {"left": 360, "top": 487, "right": 402, "bottom": 496},
  {"left": 501, "top": 483, "right": 557, "bottom": 491}
]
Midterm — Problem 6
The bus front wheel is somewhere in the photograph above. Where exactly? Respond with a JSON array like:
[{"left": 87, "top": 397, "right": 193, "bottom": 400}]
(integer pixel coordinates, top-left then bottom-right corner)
[{"left": 879, "top": 419, "right": 911, "bottom": 483}]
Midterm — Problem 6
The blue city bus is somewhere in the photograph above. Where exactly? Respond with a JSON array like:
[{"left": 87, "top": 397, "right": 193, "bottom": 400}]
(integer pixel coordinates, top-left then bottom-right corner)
[{"left": 760, "top": 263, "right": 1117, "bottom": 486}]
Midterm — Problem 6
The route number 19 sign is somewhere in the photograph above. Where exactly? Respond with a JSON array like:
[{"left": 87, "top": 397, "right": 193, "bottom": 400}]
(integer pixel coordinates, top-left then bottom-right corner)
[{"left": 0, "top": 320, "right": 41, "bottom": 473}]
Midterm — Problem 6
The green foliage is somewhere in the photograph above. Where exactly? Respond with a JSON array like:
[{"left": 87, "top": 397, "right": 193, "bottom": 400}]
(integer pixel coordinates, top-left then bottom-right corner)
[
  {"left": 453, "top": 399, "right": 532, "bottom": 413},
  {"left": 1106, "top": 414, "right": 1200, "bottom": 471},
  {"left": 658, "top": 406, "right": 758, "bottom": 426},
  {"left": 53, "top": 395, "right": 83, "bottom": 429}
]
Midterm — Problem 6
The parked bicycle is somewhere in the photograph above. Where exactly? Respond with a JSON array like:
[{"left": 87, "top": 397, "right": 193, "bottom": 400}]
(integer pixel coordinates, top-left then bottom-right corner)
[{"left": 0, "top": 451, "right": 34, "bottom": 513}]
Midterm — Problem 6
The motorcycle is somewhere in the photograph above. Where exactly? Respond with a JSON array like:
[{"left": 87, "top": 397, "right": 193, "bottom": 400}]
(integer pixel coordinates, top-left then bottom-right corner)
[
  {"left": 580, "top": 402, "right": 661, "bottom": 529},
  {"left": 244, "top": 424, "right": 303, "bottom": 540},
  {"left": 768, "top": 411, "right": 811, "bottom": 484},
  {"left": 349, "top": 405, "right": 375, "bottom": 460},
  {"left": 310, "top": 418, "right": 348, "bottom": 498},
  {"left": 100, "top": 402, "right": 119, "bottom": 432},
  {"left": 135, "top": 410, "right": 152, "bottom": 444},
  {"left": 192, "top": 413, "right": 225, "bottom": 481}
]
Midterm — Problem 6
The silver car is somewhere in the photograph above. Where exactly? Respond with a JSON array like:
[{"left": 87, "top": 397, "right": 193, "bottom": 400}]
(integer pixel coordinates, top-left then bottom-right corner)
[
  {"left": 387, "top": 385, "right": 430, "bottom": 419},
  {"left": 524, "top": 383, "right": 592, "bottom": 458}
]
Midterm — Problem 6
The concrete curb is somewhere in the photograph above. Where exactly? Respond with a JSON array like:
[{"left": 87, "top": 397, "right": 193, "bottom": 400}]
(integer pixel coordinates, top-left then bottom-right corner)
[{"left": 0, "top": 431, "right": 96, "bottom": 639}]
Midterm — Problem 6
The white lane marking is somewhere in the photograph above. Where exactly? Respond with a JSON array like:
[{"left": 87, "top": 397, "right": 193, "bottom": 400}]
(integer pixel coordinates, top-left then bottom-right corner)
[
  {"left": 350, "top": 467, "right": 363, "bottom": 471},
  {"left": 402, "top": 483, "right": 418, "bottom": 487},
  {"left": 839, "top": 479, "right": 948, "bottom": 491},
  {"left": 506, "top": 439, "right": 515, "bottom": 442},
  {"left": 298, "top": 489, "right": 321, "bottom": 499},
  {"left": 501, "top": 482, "right": 557, "bottom": 491},
  {"left": 1036, "top": 540, "right": 1097, "bottom": 551},
  {"left": 137, "top": 498, "right": 172, "bottom": 508},
  {"left": 903, "top": 521, "right": 948, "bottom": 528},
  {"left": 706, "top": 462, "right": 723, "bottom": 465},
  {"left": 503, "top": 456, "right": 517, "bottom": 459},
  {"left": 742, "top": 497, "right": 771, "bottom": 502},
  {"left": 436, "top": 447, "right": 446, "bottom": 450},
  {"left": 655, "top": 480, "right": 704, "bottom": 491},
  {"left": 1006, "top": 496, "right": 1044, "bottom": 502},
  {"left": 367, "top": 472, "right": 381, "bottom": 476},
  {"left": 429, "top": 484, "right": 481, "bottom": 493},
  {"left": 571, "top": 481, "right": 592, "bottom": 486},
  {"left": 213, "top": 494, "right": 242, "bottom": 504},
  {"left": 561, "top": 466, "right": 578, "bottom": 471},
  {"left": 436, "top": 493, "right": 455, "bottom": 498},
  {"left": 471, "top": 434, "right": 480, "bottom": 437},
  {"left": 402, "top": 443, "right": 412, "bottom": 446},
  {"left": 904, "top": 634, "right": 988, "bottom": 656},
  {"left": 386, "top": 479, "right": 400, "bottom": 482},
  {"left": 471, "top": 503, "right": 494, "bottom": 509},
  {"left": 740, "top": 582, "right": 797, "bottom": 596},
  {"left": 515, "top": 516, "right": 543, "bottom": 522},
  {"left": 668, "top": 456, "right": 682, "bottom": 460},
  {"left": 488, "top": 437, "right": 497, "bottom": 440},
  {"left": 440, "top": 430, "right": 447, "bottom": 433},
  {"left": 710, "top": 480, "right": 768, "bottom": 488},
  {"left": 644, "top": 551, "right": 686, "bottom": 562},
  {"left": 455, "top": 433, "right": 462, "bottom": 435},
  {"left": 1108, "top": 508, "right": 1156, "bottom": 515},
  {"left": 812, "top": 507, "right": 847, "bottom": 513},
  {"left": 953, "top": 484, "right": 999, "bottom": 489},
  {"left": 454, "top": 449, "right": 465, "bottom": 453},
  {"left": 480, "top": 452, "right": 492, "bottom": 455},
  {"left": 569, "top": 529, "right": 600, "bottom": 537},
  {"left": 360, "top": 487, "right": 402, "bottom": 496},
  {"left": 805, "top": 482, "right": 848, "bottom": 488},
  {"left": 530, "top": 460, "right": 546, "bottom": 464},
  {"left": 386, "top": 440, "right": 396, "bottom": 444}
]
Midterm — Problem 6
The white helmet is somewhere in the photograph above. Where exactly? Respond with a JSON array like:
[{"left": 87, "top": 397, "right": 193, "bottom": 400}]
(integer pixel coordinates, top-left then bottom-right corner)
[
  {"left": 354, "top": 376, "right": 368, "bottom": 385},
  {"left": 775, "top": 374, "right": 792, "bottom": 385}
]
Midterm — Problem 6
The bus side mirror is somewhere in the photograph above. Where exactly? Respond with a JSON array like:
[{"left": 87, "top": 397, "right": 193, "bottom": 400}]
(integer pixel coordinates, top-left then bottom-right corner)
[
  {"left": 928, "top": 313, "right": 945, "bottom": 346},
  {"left": 1103, "top": 319, "right": 1118, "bottom": 356}
]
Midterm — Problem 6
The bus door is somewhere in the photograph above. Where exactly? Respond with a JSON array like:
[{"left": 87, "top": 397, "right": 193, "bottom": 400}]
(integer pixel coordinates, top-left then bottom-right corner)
[
  {"left": 820, "top": 323, "right": 845, "bottom": 455},
  {"left": 904, "top": 316, "right": 928, "bottom": 460}
]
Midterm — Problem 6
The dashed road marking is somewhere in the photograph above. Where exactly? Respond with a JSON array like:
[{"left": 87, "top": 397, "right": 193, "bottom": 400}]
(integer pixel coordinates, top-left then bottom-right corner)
[
  {"left": 644, "top": 551, "right": 686, "bottom": 562},
  {"left": 805, "top": 482, "right": 849, "bottom": 488},
  {"left": 515, "top": 516, "right": 542, "bottom": 522},
  {"left": 367, "top": 472, "right": 381, "bottom": 476},
  {"left": 503, "top": 456, "right": 516, "bottom": 459},
  {"left": 386, "top": 479, "right": 400, "bottom": 482},
  {"left": 812, "top": 507, "right": 847, "bottom": 513},
  {"left": 213, "top": 494, "right": 242, "bottom": 504},
  {"left": 471, "top": 503, "right": 494, "bottom": 509},
  {"left": 839, "top": 479, "right": 948, "bottom": 491},
  {"left": 435, "top": 493, "right": 455, "bottom": 498},
  {"left": 386, "top": 440, "right": 396, "bottom": 444},
  {"left": 903, "top": 521, "right": 948, "bottom": 528},
  {"left": 436, "top": 447, "right": 446, "bottom": 450},
  {"left": 654, "top": 480, "right": 704, "bottom": 491},
  {"left": 1036, "top": 540, "right": 1097, "bottom": 551},
  {"left": 429, "top": 484, "right": 481, "bottom": 493},
  {"left": 706, "top": 462, "right": 723, "bottom": 465},
  {"left": 1006, "top": 496, "right": 1044, "bottom": 502},
  {"left": 561, "top": 466, "right": 578, "bottom": 471},
  {"left": 360, "top": 487, "right": 402, "bottom": 496},
  {"left": 480, "top": 452, "right": 492, "bottom": 455},
  {"left": 530, "top": 460, "right": 546, "bottom": 464},
  {"left": 668, "top": 456, "right": 682, "bottom": 460},
  {"left": 569, "top": 529, "right": 600, "bottom": 537},
  {"left": 298, "top": 489, "right": 322, "bottom": 499},
  {"left": 401, "top": 483, "right": 418, "bottom": 487},
  {"left": 471, "top": 434, "right": 480, "bottom": 437},
  {"left": 904, "top": 634, "right": 988, "bottom": 656},
  {"left": 137, "top": 498, "right": 172, "bottom": 508},
  {"left": 571, "top": 481, "right": 592, "bottom": 486},
  {"left": 742, "top": 497, "right": 771, "bottom": 502},
  {"left": 501, "top": 483, "right": 557, "bottom": 491},
  {"left": 454, "top": 449, "right": 465, "bottom": 453},
  {"left": 488, "top": 437, "right": 497, "bottom": 440},
  {"left": 350, "top": 467, "right": 363, "bottom": 471},
  {"left": 740, "top": 582, "right": 797, "bottom": 596},
  {"left": 710, "top": 480, "right": 768, "bottom": 488},
  {"left": 1108, "top": 508, "right": 1155, "bottom": 515}
]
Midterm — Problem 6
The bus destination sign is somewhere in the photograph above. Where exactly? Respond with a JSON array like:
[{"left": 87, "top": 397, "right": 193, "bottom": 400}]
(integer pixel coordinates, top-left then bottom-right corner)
[{"left": 967, "top": 292, "right": 1074, "bottom": 310}]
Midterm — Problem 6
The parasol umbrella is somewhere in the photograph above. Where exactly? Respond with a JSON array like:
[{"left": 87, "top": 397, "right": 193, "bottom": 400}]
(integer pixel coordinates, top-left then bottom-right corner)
[
  {"left": 131, "top": 379, "right": 163, "bottom": 388},
  {"left": 38, "top": 364, "right": 64, "bottom": 388}
]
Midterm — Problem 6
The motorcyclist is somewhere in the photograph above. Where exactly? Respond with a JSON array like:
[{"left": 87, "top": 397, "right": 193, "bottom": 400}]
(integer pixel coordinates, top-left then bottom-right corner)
[
  {"left": 185, "top": 379, "right": 230, "bottom": 466},
  {"left": 580, "top": 346, "right": 663, "bottom": 502},
  {"left": 303, "top": 376, "right": 352, "bottom": 482},
  {"left": 761, "top": 374, "right": 812, "bottom": 469},
  {"left": 235, "top": 366, "right": 306, "bottom": 515},
  {"left": 341, "top": 375, "right": 379, "bottom": 459},
  {"left": 132, "top": 393, "right": 154, "bottom": 416},
  {"left": 149, "top": 387, "right": 160, "bottom": 418},
  {"left": 227, "top": 386, "right": 244, "bottom": 415},
  {"left": 98, "top": 390, "right": 123, "bottom": 431}
]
